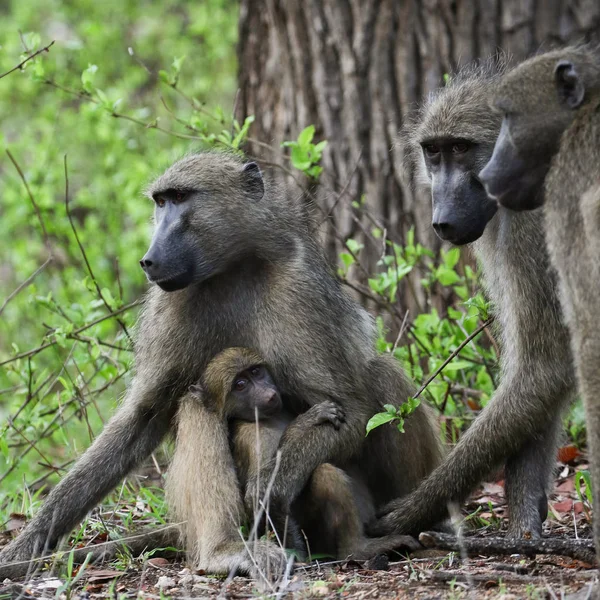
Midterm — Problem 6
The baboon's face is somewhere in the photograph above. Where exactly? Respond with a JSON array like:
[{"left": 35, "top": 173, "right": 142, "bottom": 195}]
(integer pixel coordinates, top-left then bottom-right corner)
[
  {"left": 141, "top": 156, "right": 265, "bottom": 291},
  {"left": 420, "top": 137, "right": 498, "bottom": 246},
  {"left": 480, "top": 55, "right": 584, "bottom": 211},
  {"left": 226, "top": 364, "right": 282, "bottom": 421}
]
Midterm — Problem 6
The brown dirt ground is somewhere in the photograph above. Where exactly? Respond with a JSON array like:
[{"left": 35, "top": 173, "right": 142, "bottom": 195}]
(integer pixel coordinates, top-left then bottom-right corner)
[{"left": 0, "top": 460, "right": 597, "bottom": 599}]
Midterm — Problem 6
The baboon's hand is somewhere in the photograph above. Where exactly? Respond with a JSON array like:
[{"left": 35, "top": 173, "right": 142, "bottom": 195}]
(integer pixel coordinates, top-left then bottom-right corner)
[
  {"left": 0, "top": 530, "right": 45, "bottom": 564},
  {"left": 245, "top": 539, "right": 292, "bottom": 583},
  {"left": 367, "top": 498, "right": 412, "bottom": 537},
  {"left": 304, "top": 400, "right": 346, "bottom": 429}
]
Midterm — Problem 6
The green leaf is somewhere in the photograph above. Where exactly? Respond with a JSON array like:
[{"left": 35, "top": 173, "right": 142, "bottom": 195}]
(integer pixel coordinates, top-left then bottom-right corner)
[
  {"left": 575, "top": 470, "right": 593, "bottom": 506},
  {"left": 81, "top": 64, "right": 98, "bottom": 94},
  {"left": 340, "top": 253, "right": 355, "bottom": 268},
  {"left": 443, "top": 247, "right": 461, "bottom": 269},
  {"left": 297, "top": 125, "right": 315, "bottom": 147},
  {"left": 442, "top": 360, "right": 472, "bottom": 372},
  {"left": 436, "top": 267, "right": 461, "bottom": 286},
  {"left": 346, "top": 239, "right": 363, "bottom": 254},
  {"left": 290, "top": 146, "right": 311, "bottom": 171},
  {"left": 365, "top": 412, "right": 397, "bottom": 436}
]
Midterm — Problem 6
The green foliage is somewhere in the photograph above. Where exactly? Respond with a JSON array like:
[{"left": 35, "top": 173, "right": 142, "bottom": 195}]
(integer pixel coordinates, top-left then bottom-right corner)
[
  {"left": 281, "top": 125, "right": 328, "bottom": 178},
  {"left": 355, "top": 227, "right": 497, "bottom": 437},
  {"left": 366, "top": 398, "right": 421, "bottom": 436},
  {"left": 0, "top": 2, "right": 589, "bottom": 554},
  {"left": 0, "top": 0, "right": 238, "bottom": 520},
  {"left": 575, "top": 470, "right": 593, "bottom": 520}
]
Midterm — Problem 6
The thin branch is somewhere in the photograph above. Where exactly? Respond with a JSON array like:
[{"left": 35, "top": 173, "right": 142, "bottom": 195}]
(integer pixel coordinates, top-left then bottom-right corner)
[
  {"left": 0, "top": 525, "right": 181, "bottom": 581},
  {"left": 414, "top": 318, "right": 494, "bottom": 399},
  {"left": 63, "top": 155, "right": 132, "bottom": 344},
  {"left": 6, "top": 150, "right": 52, "bottom": 252},
  {"left": 0, "top": 300, "right": 142, "bottom": 368},
  {"left": 419, "top": 531, "right": 596, "bottom": 564},
  {"left": 0, "top": 257, "right": 52, "bottom": 318},
  {"left": 0, "top": 40, "right": 54, "bottom": 80}
]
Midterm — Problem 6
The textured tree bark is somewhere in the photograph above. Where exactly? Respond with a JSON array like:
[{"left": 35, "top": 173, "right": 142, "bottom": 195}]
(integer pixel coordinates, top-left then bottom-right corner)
[{"left": 237, "top": 0, "right": 600, "bottom": 310}]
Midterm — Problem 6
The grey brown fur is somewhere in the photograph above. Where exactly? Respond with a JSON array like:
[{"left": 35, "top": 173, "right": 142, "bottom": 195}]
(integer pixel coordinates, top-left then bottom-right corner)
[
  {"left": 371, "top": 60, "right": 576, "bottom": 539},
  {"left": 0, "top": 152, "right": 442, "bottom": 575},
  {"left": 480, "top": 45, "right": 600, "bottom": 555}
]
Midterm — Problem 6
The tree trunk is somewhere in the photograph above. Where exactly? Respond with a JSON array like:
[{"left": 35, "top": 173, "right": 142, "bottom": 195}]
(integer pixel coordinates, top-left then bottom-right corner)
[{"left": 237, "top": 0, "right": 600, "bottom": 311}]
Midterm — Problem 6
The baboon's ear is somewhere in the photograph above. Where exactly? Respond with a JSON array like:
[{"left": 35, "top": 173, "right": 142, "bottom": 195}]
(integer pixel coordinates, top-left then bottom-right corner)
[
  {"left": 554, "top": 60, "right": 585, "bottom": 109},
  {"left": 242, "top": 162, "right": 265, "bottom": 201}
]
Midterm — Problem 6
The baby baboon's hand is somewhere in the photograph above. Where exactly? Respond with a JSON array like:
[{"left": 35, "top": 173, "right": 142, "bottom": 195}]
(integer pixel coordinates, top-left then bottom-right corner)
[{"left": 304, "top": 400, "right": 346, "bottom": 429}]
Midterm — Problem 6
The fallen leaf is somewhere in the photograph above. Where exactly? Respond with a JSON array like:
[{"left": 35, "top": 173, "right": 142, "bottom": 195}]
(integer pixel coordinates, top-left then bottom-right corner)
[
  {"left": 5, "top": 514, "right": 27, "bottom": 532},
  {"left": 556, "top": 478, "right": 575, "bottom": 493},
  {"left": 552, "top": 499, "right": 574, "bottom": 513},
  {"left": 558, "top": 445, "right": 580, "bottom": 464},
  {"left": 85, "top": 569, "right": 125, "bottom": 583},
  {"left": 147, "top": 557, "right": 170, "bottom": 567}
]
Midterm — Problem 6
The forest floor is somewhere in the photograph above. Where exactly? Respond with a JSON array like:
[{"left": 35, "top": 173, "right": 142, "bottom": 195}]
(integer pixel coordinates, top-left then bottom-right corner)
[{"left": 0, "top": 452, "right": 597, "bottom": 599}]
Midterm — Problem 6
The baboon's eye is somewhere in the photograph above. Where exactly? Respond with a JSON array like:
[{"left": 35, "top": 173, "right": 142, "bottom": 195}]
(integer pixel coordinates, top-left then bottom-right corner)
[
  {"left": 174, "top": 191, "right": 187, "bottom": 203},
  {"left": 155, "top": 197, "right": 166, "bottom": 208},
  {"left": 452, "top": 142, "right": 469, "bottom": 154},
  {"left": 234, "top": 378, "right": 248, "bottom": 391},
  {"left": 423, "top": 143, "right": 440, "bottom": 156}
]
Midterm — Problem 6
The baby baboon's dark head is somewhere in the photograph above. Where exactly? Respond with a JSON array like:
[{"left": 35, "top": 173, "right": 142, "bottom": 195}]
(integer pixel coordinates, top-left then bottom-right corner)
[{"left": 190, "top": 347, "right": 282, "bottom": 420}]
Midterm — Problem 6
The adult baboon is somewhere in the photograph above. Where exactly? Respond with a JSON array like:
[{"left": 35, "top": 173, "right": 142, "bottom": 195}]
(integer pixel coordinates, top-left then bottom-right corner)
[
  {"left": 0, "top": 153, "right": 442, "bottom": 575},
  {"left": 370, "top": 60, "right": 576, "bottom": 540},
  {"left": 479, "top": 45, "right": 600, "bottom": 552},
  {"left": 170, "top": 347, "right": 416, "bottom": 561}
]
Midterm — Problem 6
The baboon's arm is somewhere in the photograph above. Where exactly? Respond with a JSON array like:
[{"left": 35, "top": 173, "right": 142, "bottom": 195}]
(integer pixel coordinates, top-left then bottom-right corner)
[
  {"left": 245, "top": 395, "right": 367, "bottom": 512},
  {"left": 0, "top": 381, "right": 175, "bottom": 563},
  {"left": 369, "top": 372, "right": 572, "bottom": 536}
]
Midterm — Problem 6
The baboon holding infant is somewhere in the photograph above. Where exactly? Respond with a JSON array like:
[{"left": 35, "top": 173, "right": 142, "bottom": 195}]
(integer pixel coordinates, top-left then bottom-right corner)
[
  {"left": 169, "top": 347, "right": 416, "bottom": 563},
  {"left": 479, "top": 44, "right": 600, "bottom": 556},
  {"left": 371, "top": 59, "right": 576, "bottom": 540},
  {"left": 0, "top": 153, "right": 442, "bottom": 576}
]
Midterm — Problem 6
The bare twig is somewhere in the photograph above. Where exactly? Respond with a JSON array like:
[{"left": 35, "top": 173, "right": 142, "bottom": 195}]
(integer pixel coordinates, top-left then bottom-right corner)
[
  {"left": 0, "top": 40, "right": 54, "bottom": 80},
  {"left": 419, "top": 531, "right": 596, "bottom": 564},
  {"left": 0, "top": 257, "right": 52, "bottom": 318},
  {"left": 6, "top": 150, "right": 52, "bottom": 252},
  {"left": 0, "top": 524, "right": 181, "bottom": 581},
  {"left": 0, "top": 300, "right": 141, "bottom": 368},
  {"left": 414, "top": 318, "right": 493, "bottom": 399}
]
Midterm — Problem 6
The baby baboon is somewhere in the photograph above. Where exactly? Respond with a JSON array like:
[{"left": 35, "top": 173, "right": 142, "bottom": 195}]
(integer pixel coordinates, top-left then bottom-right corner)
[
  {"left": 370, "top": 59, "right": 576, "bottom": 540},
  {"left": 175, "top": 347, "right": 416, "bottom": 560},
  {"left": 479, "top": 45, "right": 600, "bottom": 552},
  {"left": 0, "top": 153, "right": 442, "bottom": 575}
]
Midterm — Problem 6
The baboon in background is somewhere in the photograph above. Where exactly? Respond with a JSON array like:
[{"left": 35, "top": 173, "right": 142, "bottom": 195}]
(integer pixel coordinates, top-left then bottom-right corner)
[
  {"left": 370, "top": 60, "right": 576, "bottom": 540},
  {"left": 0, "top": 153, "right": 442, "bottom": 576},
  {"left": 479, "top": 44, "right": 600, "bottom": 553},
  {"left": 170, "top": 347, "right": 417, "bottom": 562}
]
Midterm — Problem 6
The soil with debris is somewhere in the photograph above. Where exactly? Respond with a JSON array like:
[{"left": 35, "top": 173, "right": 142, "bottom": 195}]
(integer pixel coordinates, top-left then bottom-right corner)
[{"left": 0, "top": 457, "right": 597, "bottom": 599}]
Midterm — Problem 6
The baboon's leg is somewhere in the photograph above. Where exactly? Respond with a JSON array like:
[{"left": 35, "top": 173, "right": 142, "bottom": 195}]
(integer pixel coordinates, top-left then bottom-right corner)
[
  {"left": 578, "top": 342, "right": 600, "bottom": 558},
  {"left": 232, "top": 419, "right": 305, "bottom": 553},
  {"left": 578, "top": 186, "right": 600, "bottom": 557},
  {"left": 300, "top": 464, "right": 420, "bottom": 560},
  {"left": 505, "top": 412, "right": 563, "bottom": 538},
  {"left": 168, "top": 401, "right": 288, "bottom": 579},
  {"left": 370, "top": 371, "right": 573, "bottom": 537},
  {"left": 0, "top": 382, "right": 175, "bottom": 563}
]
